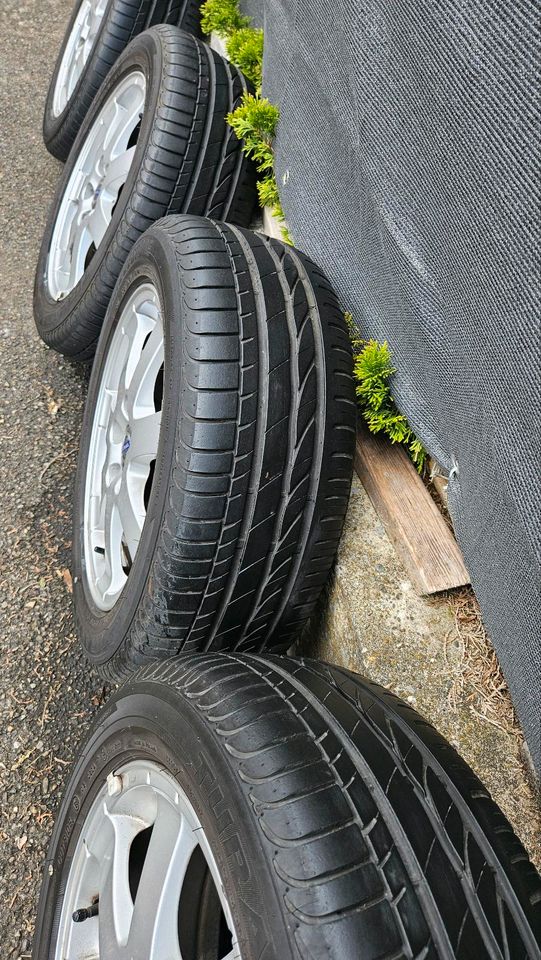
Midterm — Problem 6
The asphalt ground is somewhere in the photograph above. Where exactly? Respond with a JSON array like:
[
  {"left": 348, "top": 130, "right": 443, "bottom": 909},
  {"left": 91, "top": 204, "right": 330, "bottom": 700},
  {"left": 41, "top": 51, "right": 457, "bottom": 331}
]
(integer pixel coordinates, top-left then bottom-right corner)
[
  {"left": 0, "top": 3, "right": 539, "bottom": 957},
  {"left": 0, "top": 3, "right": 108, "bottom": 955}
]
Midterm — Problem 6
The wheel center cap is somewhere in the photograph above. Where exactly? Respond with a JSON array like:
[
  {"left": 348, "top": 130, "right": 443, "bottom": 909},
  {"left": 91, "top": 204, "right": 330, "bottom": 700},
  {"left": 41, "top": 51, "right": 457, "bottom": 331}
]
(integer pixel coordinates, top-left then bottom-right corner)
[{"left": 121, "top": 429, "right": 131, "bottom": 466}]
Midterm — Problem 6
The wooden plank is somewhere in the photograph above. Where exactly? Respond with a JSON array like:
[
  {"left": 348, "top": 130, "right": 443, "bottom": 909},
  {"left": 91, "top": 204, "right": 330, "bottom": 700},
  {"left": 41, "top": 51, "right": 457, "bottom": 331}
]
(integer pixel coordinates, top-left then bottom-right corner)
[{"left": 354, "top": 422, "right": 470, "bottom": 595}]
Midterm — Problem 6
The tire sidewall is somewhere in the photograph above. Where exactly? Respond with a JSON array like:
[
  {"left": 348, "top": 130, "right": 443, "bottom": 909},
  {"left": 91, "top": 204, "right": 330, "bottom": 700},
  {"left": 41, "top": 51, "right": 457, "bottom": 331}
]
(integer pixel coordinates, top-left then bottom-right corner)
[
  {"left": 33, "top": 680, "right": 292, "bottom": 960},
  {"left": 72, "top": 229, "right": 185, "bottom": 664},
  {"left": 35, "top": 28, "right": 169, "bottom": 351}
]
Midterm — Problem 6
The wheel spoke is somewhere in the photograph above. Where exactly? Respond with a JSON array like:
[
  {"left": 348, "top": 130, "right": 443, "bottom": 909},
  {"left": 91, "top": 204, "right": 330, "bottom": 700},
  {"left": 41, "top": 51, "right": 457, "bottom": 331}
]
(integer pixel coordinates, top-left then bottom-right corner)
[
  {"left": 51, "top": 184, "right": 90, "bottom": 296},
  {"left": 98, "top": 485, "right": 125, "bottom": 601},
  {"left": 103, "top": 146, "right": 136, "bottom": 194},
  {"left": 116, "top": 475, "right": 145, "bottom": 561},
  {"left": 90, "top": 0, "right": 109, "bottom": 30},
  {"left": 102, "top": 88, "right": 143, "bottom": 169},
  {"left": 66, "top": 216, "right": 92, "bottom": 292},
  {"left": 94, "top": 102, "right": 119, "bottom": 175},
  {"left": 127, "top": 798, "right": 197, "bottom": 960},
  {"left": 126, "top": 322, "right": 164, "bottom": 419},
  {"left": 67, "top": 39, "right": 86, "bottom": 102},
  {"left": 79, "top": 15, "right": 91, "bottom": 44},
  {"left": 99, "top": 811, "right": 141, "bottom": 953},
  {"left": 101, "top": 98, "right": 126, "bottom": 160},
  {"left": 118, "top": 301, "right": 156, "bottom": 399},
  {"left": 87, "top": 194, "right": 111, "bottom": 248},
  {"left": 127, "top": 412, "right": 162, "bottom": 466}
]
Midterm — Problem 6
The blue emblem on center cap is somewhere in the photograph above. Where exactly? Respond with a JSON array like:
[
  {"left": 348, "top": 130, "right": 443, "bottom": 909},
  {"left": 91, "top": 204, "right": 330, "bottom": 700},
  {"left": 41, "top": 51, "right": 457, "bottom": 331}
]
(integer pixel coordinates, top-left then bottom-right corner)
[{"left": 121, "top": 433, "right": 131, "bottom": 463}]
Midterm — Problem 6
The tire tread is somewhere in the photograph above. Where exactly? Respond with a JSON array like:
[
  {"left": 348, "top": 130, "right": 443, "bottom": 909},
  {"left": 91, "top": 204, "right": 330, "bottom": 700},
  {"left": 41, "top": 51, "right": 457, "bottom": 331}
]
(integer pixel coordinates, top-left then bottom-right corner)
[
  {"left": 135, "top": 653, "right": 541, "bottom": 959},
  {"left": 91, "top": 216, "right": 356, "bottom": 675}
]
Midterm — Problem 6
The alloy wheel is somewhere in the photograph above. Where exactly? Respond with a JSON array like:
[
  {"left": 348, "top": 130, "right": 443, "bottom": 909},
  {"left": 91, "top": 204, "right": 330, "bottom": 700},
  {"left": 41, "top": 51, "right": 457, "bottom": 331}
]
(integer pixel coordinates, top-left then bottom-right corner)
[
  {"left": 52, "top": 0, "right": 110, "bottom": 118},
  {"left": 47, "top": 69, "right": 145, "bottom": 301},
  {"left": 53, "top": 759, "right": 240, "bottom": 960},
  {"left": 83, "top": 281, "right": 163, "bottom": 610}
]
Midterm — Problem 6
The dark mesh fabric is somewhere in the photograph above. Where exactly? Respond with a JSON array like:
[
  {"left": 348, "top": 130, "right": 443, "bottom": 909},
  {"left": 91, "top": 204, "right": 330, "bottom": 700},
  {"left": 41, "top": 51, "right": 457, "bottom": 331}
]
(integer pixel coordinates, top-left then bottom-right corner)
[{"left": 243, "top": 0, "right": 541, "bottom": 769}]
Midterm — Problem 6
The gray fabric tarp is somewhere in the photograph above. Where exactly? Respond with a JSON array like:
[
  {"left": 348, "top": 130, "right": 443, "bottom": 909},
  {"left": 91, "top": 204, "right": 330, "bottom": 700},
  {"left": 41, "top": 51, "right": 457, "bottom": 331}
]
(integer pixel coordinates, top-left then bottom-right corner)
[{"left": 241, "top": 0, "right": 541, "bottom": 769}]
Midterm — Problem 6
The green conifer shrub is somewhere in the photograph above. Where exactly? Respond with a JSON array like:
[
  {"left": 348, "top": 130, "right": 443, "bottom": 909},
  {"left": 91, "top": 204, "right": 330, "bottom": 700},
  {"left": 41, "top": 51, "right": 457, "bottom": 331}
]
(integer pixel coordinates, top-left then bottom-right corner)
[{"left": 352, "top": 337, "right": 427, "bottom": 472}]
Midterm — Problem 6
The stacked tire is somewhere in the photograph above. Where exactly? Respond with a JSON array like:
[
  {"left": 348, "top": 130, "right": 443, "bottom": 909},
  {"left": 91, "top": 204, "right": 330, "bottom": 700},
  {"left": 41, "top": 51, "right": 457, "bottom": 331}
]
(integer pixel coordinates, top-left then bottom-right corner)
[
  {"left": 35, "top": 25, "right": 256, "bottom": 359},
  {"left": 31, "top": 2, "right": 541, "bottom": 958},
  {"left": 44, "top": 0, "right": 203, "bottom": 160},
  {"left": 34, "top": 656, "right": 541, "bottom": 959}
]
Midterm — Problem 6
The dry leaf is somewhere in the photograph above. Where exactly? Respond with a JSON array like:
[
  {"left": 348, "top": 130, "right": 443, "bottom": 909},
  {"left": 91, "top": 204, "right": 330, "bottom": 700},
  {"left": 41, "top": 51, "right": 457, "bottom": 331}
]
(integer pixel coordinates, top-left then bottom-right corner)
[
  {"left": 47, "top": 398, "right": 60, "bottom": 417},
  {"left": 15, "top": 835, "right": 27, "bottom": 851},
  {"left": 57, "top": 568, "right": 73, "bottom": 593}
]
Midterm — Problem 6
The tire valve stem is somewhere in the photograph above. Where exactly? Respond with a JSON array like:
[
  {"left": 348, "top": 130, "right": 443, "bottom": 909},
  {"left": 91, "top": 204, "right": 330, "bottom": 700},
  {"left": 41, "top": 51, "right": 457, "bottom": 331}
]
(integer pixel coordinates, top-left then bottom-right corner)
[{"left": 72, "top": 901, "right": 99, "bottom": 923}]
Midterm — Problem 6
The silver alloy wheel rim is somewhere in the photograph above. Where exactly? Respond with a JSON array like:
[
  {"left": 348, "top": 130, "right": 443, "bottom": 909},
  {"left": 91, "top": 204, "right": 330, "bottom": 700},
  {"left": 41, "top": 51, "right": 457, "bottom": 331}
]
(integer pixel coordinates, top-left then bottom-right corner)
[
  {"left": 47, "top": 69, "right": 146, "bottom": 301},
  {"left": 53, "top": 759, "right": 241, "bottom": 960},
  {"left": 52, "top": 0, "right": 109, "bottom": 118},
  {"left": 84, "top": 282, "right": 164, "bottom": 611}
]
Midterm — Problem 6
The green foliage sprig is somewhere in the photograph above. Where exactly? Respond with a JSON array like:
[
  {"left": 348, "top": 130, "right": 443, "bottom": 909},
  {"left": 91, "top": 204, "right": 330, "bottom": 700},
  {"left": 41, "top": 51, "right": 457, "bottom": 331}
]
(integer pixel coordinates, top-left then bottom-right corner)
[
  {"left": 200, "top": 0, "right": 291, "bottom": 242},
  {"left": 351, "top": 335, "right": 427, "bottom": 472},
  {"left": 226, "top": 27, "right": 264, "bottom": 90},
  {"left": 200, "top": 0, "right": 249, "bottom": 36},
  {"left": 226, "top": 94, "right": 290, "bottom": 239}
]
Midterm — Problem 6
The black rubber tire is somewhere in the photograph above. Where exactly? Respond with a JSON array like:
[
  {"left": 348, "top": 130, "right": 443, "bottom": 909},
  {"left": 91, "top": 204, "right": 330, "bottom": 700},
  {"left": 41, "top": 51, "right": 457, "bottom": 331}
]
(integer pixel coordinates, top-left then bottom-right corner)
[
  {"left": 34, "top": 26, "right": 257, "bottom": 360},
  {"left": 33, "top": 654, "right": 541, "bottom": 960},
  {"left": 72, "top": 215, "right": 356, "bottom": 680},
  {"left": 44, "top": 0, "right": 203, "bottom": 161}
]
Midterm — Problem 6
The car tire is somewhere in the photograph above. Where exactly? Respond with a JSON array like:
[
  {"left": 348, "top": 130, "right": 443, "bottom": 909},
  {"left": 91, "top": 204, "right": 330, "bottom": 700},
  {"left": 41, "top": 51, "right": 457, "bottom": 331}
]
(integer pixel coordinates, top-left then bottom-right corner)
[
  {"left": 72, "top": 215, "right": 356, "bottom": 680},
  {"left": 33, "top": 654, "right": 541, "bottom": 959},
  {"left": 44, "top": 0, "right": 203, "bottom": 162},
  {"left": 34, "top": 26, "right": 256, "bottom": 360}
]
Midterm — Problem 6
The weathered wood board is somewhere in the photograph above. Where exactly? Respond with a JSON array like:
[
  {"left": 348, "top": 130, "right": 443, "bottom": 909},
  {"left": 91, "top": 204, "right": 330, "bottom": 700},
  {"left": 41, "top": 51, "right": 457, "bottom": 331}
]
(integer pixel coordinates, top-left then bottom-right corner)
[{"left": 354, "top": 424, "right": 470, "bottom": 595}]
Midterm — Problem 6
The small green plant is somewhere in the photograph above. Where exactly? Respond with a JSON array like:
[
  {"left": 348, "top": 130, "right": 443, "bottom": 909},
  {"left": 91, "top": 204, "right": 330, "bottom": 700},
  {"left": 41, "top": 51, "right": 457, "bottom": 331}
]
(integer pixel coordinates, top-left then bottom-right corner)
[
  {"left": 226, "top": 93, "right": 278, "bottom": 158},
  {"left": 352, "top": 337, "right": 427, "bottom": 472},
  {"left": 227, "top": 96, "right": 291, "bottom": 241},
  {"left": 226, "top": 27, "right": 264, "bottom": 90},
  {"left": 201, "top": 0, "right": 291, "bottom": 242},
  {"left": 200, "top": 0, "right": 249, "bottom": 36},
  {"left": 226, "top": 94, "right": 290, "bottom": 236}
]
